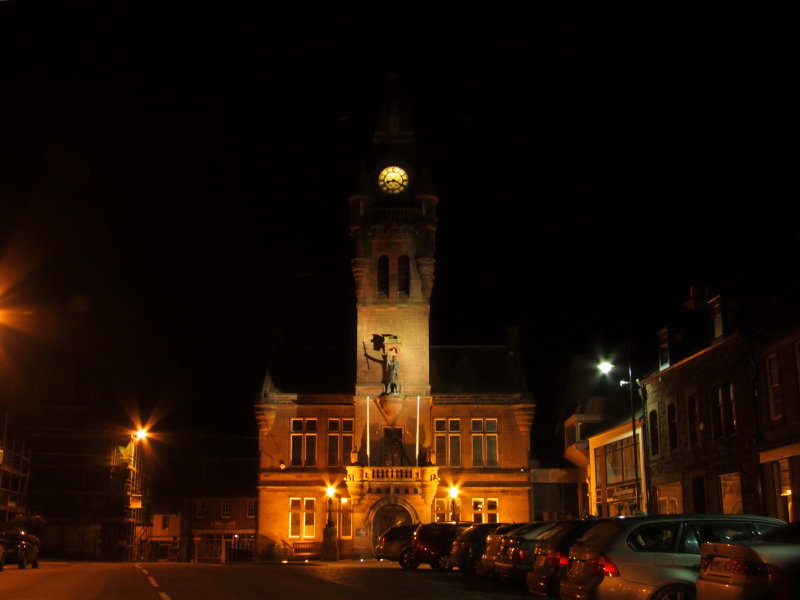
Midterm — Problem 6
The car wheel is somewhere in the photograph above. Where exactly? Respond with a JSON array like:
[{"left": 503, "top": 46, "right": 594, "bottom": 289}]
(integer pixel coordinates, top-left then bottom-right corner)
[
  {"left": 399, "top": 548, "right": 419, "bottom": 570},
  {"left": 430, "top": 553, "right": 451, "bottom": 571},
  {"left": 32, "top": 555, "right": 39, "bottom": 569},
  {"left": 18, "top": 553, "right": 27, "bottom": 569},
  {"left": 651, "top": 584, "right": 696, "bottom": 600}
]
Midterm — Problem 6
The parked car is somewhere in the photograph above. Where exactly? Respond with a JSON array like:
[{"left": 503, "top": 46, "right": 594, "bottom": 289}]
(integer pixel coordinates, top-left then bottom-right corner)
[
  {"left": 481, "top": 522, "right": 532, "bottom": 577},
  {"left": 494, "top": 521, "right": 557, "bottom": 584},
  {"left": 0, "top": 531, "right": 40, "bottom": 570},
  {"left": 697, "top": 521, "right": 800, "bottom": 600},
  {"left": 559, "top": 514, "right": 785, "bottom": 600},
  {"left": 411, "top": 521, "right": 472, "bottom": 570},
  {"left": 528, "top": 518, "right": 611, "bottom": 597},
  {"left": 374, "top": 524, "right": 418, "bottom": 569},
  {"left": 448, "top": 522, "right": 509, "bottom": 573}
]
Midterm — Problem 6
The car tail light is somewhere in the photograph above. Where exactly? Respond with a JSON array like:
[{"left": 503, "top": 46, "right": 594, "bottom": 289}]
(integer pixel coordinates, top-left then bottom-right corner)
[
  {"left": 593, "top": 555, "right": 620, "bottom": 577},
  {"left": 518, "top": 548, "right": 526, "bottom": 560},
  {"left": 729, "top": 559, "right": 779, "bottom": 580},
  {"left": 700, "top": 556, "right": 711, "bottom": 572},
  {"left": 548, "top": 551, "right": 568, "bottom": 567}
]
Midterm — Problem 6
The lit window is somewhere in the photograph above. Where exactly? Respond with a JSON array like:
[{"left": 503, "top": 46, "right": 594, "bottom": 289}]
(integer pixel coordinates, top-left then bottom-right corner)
[
  {"left": 471, "top": 418, "right": 498, "bottom": 467},
  {"left": 327, "top": 419, "right": 354, "bottom": 467},
  {"left": 161, "top": 515, "right": 170, "bottom": 529},
  {"left": 330, "top": 498, "right": 353, "bottom": 538},
  {"left": 719, "top": 472, "right": 743, "bottom": 514},
  {"left": 247, "top": 499, "right": 257, "bottom": 519},
  {"left": 471, "top": 498, "right": 499, "bottom": 523},
  {"left": 289, "top": 497, "right": 316, "bottom": 538},
  {"left": 290, "top": 419, "right": 317, "bottom": 467},
  {"left": 434, "top": 418, "right": 461, "bottom": 467},
  {"left": 221, "top": 498, "right": 232, "bottom": 519}
]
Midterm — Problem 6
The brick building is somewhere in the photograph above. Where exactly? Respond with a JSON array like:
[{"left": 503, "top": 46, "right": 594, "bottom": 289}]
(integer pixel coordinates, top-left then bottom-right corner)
[{"left": 254, "top": 75, "right": 535, "bottom": 560}]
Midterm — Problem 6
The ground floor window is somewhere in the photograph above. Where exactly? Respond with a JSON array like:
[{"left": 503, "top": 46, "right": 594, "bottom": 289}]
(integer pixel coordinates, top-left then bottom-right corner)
[
  {"left": 434, "top": 497, "right": 459, "bottom": 522},
  {"left": 719, "top": 472, "right": 743, "bottom": 514},
  {"left": 331, "top": 498, "right": 353, "bottom": 538},
  {"left": 471, "top": 498, "right": 498, "bottom": 523},
  {"left": 656, "top": 481, "right": 683, "bottom": 514},
  {"left": 764, "top": 457, "right": 795, "bottom": 522},
  {"left": 289, "top": 497, "right": 316, "bottom": 538}
]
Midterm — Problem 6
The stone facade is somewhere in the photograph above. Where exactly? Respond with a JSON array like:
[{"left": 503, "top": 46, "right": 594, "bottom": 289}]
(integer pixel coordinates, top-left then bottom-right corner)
[{"left": 254, "top": 75, "right": 535, "bottom": 559}]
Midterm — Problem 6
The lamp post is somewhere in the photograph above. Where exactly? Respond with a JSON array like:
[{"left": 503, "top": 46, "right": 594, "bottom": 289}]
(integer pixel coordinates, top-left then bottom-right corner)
[
  {"left": 321, "top": 486, "right": 339, "bottom": 561},
  {"left": 599, "top": 357, "right": 643, "bottom": 515},
  {"left": 449, "top": 486, "right": 459, "bottom": 521},
  {"left": 326, "top": 486, "right": 335, "bottom": 527}
]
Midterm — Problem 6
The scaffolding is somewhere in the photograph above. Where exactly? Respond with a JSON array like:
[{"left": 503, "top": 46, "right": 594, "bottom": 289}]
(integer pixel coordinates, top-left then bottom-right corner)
[{"left": 0, "top": 436, "right": 31, "bottom": 531}]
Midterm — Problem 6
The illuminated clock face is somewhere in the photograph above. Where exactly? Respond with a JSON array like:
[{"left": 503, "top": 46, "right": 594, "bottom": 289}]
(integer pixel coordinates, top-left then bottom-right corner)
[{"left": 378, "top": 166, "right": 409, "bottom": 194}]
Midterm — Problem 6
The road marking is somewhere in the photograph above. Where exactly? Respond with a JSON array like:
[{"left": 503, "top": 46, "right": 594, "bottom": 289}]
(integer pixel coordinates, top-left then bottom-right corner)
[
  {"left": 141, "top": 568, "right": 150, "bottom": 575},
  {"left": 148, "top": 575, "right": 159, "bottom": 588},
  {"left": 159, "top": 593, "right": 172, "bottom": 600}
]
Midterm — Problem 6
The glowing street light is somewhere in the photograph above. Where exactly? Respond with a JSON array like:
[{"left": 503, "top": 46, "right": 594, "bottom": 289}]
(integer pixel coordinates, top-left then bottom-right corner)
[
  {"left": 449, "top": 486, "right": 459, "bottom": 521},
  {"left": 598, "top": 357, "right": 644, "bottom": 514}
]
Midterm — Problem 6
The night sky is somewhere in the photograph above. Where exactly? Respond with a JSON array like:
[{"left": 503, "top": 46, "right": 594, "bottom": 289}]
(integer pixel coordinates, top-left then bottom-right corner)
[{"left": 0, "top": 2, "right": 796, "bottom": 490}]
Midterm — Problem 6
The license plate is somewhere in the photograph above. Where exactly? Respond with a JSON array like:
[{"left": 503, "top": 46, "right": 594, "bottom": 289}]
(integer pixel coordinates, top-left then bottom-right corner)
[{"left": 708, "top": 557, "right": 732, "bottom": 573}]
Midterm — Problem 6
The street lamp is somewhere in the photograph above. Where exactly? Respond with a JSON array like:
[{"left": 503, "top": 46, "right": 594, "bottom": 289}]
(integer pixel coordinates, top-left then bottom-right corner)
[
  {"left": 326, "top": 486, "right": 335, "bottom": 527},
  {"left": 449, "top": 486, "right": 459, "bottom": 521},
  {"left": 321, "top": 486, "right": 339, "bottom": 561},
  {"left": 598, "top": 356, "right": 643, "bottom": 515}
]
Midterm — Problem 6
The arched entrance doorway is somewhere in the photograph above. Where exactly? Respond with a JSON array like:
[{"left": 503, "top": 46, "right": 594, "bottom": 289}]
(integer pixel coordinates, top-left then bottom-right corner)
[{"left": 372, "top": 503, "right": 413, "bottom": 548}]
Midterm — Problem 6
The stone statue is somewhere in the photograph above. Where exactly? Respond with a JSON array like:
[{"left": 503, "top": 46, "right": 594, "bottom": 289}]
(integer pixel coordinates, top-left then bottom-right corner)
[{"left": 385, "top": 355, "right": 400, "bottom": 394}]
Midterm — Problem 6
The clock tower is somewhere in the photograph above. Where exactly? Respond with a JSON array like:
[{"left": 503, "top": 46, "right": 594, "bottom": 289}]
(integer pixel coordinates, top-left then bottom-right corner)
[{"left": 349, "top": 74, "right": 437, "bottom": 407}]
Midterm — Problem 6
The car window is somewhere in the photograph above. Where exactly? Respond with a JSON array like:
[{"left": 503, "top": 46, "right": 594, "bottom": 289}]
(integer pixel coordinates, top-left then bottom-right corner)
[
  {"left": 628, "top": 523, "right": 680, "bottom": 552},
  {"left": 752, "top": 522, "right": 785, "bottom": 537},
  {"left": 576, "top": 521, "right": 624, "bottom": 549},
  {"left": 537, "top": 522, "right": 577, "bottom": 543},
  {"left": 680, "top": 525, "right": 700, "bottom": 554},
  {"left": 693, "top": 522, "right": 750, "bottom": 544},
  {"left": 757, "top": 522, "right": 800, "bottom": 542}
]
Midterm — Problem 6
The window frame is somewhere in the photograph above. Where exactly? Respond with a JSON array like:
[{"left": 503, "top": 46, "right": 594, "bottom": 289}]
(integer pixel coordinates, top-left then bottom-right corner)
[
  {"left": 289, "top": 497, "right": 316, "bottom": 539},
  {"left": 470, "top": 418, "right": 498, "bottom": 467},
  {"left": 290, "top": 418, "right": 318, "bottom": 467},
  {"left": 766, "top": 353, "right": 783, "bottom": 420}
]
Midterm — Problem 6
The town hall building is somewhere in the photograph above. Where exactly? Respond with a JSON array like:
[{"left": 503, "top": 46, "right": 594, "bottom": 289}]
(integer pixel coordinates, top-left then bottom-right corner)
[{"left": 254, "top": 75, "right": 535, "bottom": 560}]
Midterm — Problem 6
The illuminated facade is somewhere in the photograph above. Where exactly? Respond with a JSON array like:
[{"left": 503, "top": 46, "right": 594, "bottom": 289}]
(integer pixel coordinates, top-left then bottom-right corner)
[{"left": 254, "top": 75, "right": 535, "bottom": 559}]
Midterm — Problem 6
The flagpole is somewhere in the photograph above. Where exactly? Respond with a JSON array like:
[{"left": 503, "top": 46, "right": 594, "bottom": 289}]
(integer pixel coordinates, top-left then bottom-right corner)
[
  {"left": 366, "top": 395, "right": 370, "bottom": 467},
  {"left": 416, "top": 395, "right": 420, "bottom": 466}
]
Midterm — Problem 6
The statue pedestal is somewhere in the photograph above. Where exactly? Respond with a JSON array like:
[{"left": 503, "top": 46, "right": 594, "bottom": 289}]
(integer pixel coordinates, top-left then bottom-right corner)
[{"left": 321, "top": 525, "right": 339, "bottom": 561}]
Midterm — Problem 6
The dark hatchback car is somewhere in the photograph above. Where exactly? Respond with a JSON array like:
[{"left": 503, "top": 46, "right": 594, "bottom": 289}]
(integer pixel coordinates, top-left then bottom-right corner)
[
  {"left": 411, "top": 522, "right": 472, "bottom": 570},
  {"left": 494, "top": 521, "right": 557, "bottom": 584},
  {"left": 0, "top": 531, "right": 40, "bottom": 570},
  {"left": 448, "top": 522, "right": 510, "bottom": 573},
  {"left": 482, "top": 522, "right": 533, "bottom": 577},
  {"left": 374, "top": 524, "right": 418, "bottom": 568},
  {"left": 527, "top": 519, "right": 609, "bottom": 597}
]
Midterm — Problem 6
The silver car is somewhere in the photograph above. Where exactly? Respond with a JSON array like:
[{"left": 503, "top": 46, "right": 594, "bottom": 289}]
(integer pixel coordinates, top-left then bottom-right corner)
[
  {"left": 697, "top": 521, "right": 800, "bottom": 600},
  {"left": 560, "top": 514, "right": 784, "bottom": 600}
]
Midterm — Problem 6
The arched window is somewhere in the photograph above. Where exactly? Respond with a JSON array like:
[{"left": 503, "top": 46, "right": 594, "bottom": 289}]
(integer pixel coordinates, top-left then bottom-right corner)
[
  {"left": 377, "top": 255, "right": 389, "bottom": 297},
  {"left": 397, "top": 255, "right": 410, "bottom": 296}
]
